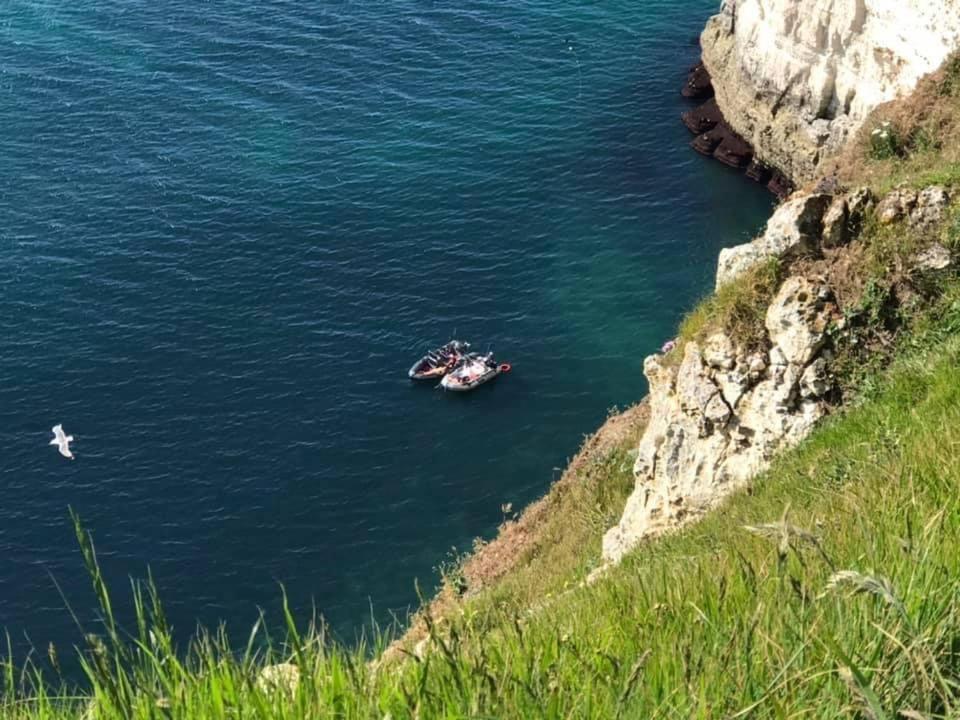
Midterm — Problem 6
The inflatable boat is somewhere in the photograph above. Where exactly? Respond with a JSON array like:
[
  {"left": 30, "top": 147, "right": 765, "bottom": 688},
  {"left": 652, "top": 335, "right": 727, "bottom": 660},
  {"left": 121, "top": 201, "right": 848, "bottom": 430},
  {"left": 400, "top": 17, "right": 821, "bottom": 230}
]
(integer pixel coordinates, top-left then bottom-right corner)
[
  {"left": 440, "top": 352, "right": 511, "bottom": 392},
  {"left": 408, "top": 340, "right": 470, "bottom": 381}
]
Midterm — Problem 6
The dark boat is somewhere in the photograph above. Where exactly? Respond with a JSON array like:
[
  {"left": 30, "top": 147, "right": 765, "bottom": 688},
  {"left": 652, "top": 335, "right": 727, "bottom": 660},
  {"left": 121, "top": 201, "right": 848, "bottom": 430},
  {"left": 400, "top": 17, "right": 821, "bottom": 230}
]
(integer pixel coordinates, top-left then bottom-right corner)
[
  {"left": 440, "top": 352, "right": 511, "bottom": 392},
  {"left": 407, "top": 340, "right": 471, "bottom": 381}
]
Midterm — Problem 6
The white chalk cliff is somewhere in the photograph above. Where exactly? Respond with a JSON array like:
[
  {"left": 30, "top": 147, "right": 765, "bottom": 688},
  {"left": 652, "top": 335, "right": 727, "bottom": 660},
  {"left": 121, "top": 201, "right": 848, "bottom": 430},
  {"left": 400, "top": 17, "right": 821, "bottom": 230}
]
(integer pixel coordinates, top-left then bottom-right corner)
[
  {"left": 602, "top": 274, "right": 836, "bottom": 563},
  {"left": 602, "top": 182, "right": 953, "bottom": 564},
  {"left": 700, "top": 0, "right": 960, "bottom": 180}
]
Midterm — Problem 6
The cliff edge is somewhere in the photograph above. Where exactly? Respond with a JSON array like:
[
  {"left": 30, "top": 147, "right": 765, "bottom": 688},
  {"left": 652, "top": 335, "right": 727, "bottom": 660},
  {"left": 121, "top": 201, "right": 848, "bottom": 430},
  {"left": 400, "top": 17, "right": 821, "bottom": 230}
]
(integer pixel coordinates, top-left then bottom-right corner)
[
  {"left": 603, "top": 181, "right": 953, "bottom": 562},
  {"left": 700, "top": 0, "right": 960, "bottom": 182}
]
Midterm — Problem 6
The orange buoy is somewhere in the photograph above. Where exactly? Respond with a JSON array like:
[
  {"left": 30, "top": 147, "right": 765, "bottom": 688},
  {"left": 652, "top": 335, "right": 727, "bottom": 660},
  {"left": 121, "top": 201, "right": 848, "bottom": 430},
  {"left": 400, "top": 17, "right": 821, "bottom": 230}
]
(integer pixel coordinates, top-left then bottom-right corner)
[{"left": 499, "top": 363, "right": 512, "bottom": 373}]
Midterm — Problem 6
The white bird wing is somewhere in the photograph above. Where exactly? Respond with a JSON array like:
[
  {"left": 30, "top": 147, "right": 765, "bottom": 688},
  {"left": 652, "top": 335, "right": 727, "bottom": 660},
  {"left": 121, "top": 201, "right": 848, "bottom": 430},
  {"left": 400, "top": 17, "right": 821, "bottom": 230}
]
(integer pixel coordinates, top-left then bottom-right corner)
[{"left": 50, "top": 424, "right": 74, "bottom": 457}]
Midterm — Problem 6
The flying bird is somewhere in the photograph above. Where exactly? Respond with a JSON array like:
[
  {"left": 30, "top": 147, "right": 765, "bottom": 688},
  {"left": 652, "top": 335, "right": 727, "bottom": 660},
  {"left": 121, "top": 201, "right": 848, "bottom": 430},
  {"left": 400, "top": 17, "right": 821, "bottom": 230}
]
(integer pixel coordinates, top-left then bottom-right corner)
[{"left": 50, "top": 424, "right": 75, "bottom": 460}]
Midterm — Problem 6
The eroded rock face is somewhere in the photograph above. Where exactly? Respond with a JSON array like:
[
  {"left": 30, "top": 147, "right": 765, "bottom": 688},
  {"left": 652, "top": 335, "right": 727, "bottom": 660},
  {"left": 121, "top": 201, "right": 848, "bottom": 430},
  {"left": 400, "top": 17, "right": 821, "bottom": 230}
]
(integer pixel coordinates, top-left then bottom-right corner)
[
  {"left": 877, "top": 185, "right": 951, "bottom": 227},
  {"left": 717, "top": 187, "right": 882, "bottom": 287},
  {"left": 602, "top": 277, "right": 836, "bottom": 563},
  {"left": 603, "top": 181, "right": 953, "bottom": 564},
  {"left": 915, "top": 244, "right": 953, "bottom": 271},
  {"left": 701, "top": 0, "right": 960, "bottom": 182},
  {"left": 716, "top": 193, "right": 831, "bottom": 288}
]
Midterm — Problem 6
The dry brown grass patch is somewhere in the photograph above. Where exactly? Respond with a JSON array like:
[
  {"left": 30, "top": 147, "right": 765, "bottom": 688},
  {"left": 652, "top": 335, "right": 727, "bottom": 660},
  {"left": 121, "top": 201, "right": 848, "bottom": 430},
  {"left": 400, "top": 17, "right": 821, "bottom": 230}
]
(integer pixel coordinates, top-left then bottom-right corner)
[{"left": 830, "top": 52, "right": 960, "bottom": 191}]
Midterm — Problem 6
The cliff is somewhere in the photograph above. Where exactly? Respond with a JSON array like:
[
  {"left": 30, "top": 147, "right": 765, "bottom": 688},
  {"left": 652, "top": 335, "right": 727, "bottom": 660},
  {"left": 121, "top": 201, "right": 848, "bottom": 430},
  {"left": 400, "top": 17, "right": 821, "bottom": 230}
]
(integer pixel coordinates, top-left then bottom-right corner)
[
  {"left": 700, "top": 0, "right": 960, "bottom": 182},
  {"left": 602, "top": 274, "right": 834, "bottom": 561},
  {"left": 604, "top": 181, "right": 953, "bottom": 563}
]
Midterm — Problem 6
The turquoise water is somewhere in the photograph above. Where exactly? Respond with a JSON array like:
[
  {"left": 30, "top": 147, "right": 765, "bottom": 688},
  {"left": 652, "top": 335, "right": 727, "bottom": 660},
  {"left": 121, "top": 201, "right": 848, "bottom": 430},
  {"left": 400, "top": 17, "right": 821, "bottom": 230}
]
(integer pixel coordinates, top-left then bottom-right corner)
[{"left": 0, "top": 0, "right": 771, "bottom": 652}]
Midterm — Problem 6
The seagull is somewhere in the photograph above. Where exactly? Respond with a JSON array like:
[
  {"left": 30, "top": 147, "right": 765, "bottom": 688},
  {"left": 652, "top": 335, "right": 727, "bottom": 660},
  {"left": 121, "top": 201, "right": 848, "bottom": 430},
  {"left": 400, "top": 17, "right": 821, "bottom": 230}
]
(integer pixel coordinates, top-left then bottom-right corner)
[{"left": 50, "top": 424, "right": 75, "bottom": 460}]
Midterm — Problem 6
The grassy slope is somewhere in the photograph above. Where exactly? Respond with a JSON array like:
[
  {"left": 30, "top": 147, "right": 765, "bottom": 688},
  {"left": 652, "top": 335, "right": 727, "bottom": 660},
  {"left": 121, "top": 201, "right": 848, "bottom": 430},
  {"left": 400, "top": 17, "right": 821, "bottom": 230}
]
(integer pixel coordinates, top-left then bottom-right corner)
[
  {"left": 5, "top": 52, "right": 960, "bottom": 720},
  {"left": 428, "top": 319, "right": 960, "bottom": 718}
]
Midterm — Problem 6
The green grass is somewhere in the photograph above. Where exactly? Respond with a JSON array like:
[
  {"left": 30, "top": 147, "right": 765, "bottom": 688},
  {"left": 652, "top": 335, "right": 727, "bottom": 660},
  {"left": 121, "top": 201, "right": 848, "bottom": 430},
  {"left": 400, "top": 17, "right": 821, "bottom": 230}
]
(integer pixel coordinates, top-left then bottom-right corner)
[
  {"left": 822, "top": 198, "right": 960, "bottom": 396},
  {"left": 674, "top": 257, "right": 784, "bottom": 360},
  {"left": 870, "top": 163, "right": 960, "bottom": 197}
]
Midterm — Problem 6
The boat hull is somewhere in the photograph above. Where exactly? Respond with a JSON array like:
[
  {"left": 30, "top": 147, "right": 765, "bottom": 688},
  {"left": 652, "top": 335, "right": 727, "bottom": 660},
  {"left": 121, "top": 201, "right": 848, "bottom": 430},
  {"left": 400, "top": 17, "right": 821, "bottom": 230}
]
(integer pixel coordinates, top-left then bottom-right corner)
[
  {"left": 407, "top": 340, "right": 470, "bottom": 381},
  {"left": 408, "top": 366, "right": 447, "bottom": 381},
  {"left": 440, "top": 366, "right": 502, "bottom": 392}
]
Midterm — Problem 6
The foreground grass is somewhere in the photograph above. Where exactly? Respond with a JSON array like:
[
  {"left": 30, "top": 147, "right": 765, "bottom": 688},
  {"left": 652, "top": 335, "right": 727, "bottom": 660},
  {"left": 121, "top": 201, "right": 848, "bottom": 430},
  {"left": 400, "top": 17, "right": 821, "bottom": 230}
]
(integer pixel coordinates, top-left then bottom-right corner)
[{"left": 5, "top": 295, "right": 960, "bottom": 718}]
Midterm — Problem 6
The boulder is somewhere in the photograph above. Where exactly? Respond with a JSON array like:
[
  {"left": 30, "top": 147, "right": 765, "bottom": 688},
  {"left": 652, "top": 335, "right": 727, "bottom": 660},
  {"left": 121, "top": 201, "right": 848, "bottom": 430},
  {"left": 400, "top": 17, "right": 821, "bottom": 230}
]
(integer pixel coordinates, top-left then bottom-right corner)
[
  {"left": 714, "top": 133, "right": 753, "bottom": 168},
  {"left": 745, "top": 160, "right": 773, "bottom": 184},
  {"left": 682, "top": 98, "right": 723, "bottom": 134},
  {"left": 691, "top": 128, "right": 723, "bottom": 156},
  {"left": 821, "top": 187, "right": 876, "bottom": 247},
  {"left": 877, "top": 188, "right": 919, "bottom": 224},
  {"left": 877, "top": 185, "right": 951, "bottom": 227},
  {"left": 767, "top": 171, "right": 794, "bottom": 199},
  {"left": 915, "top": 243, "right": 953, "bottom": 271},
  {"left": 845, "top": 187, "right": 875, "bottom": 237},
  {"left": 703, "top": 333, "right": 736, "bottom": 370},
  {"left": 682, "top": 62, "right": 715, "bottom": 99},
  {"left": 821, "top": 195, "right": 849, "bottom": 248},
  {"left": 765, "top": 277, "right": 831, "bottom": 366},
  {"left": 910, "top": 186, "right": 951, "bottom": 228},
  {"left": 746, "top": 353, "right": 767, "bottom": 378},
  {"left": 800, "top": 357, "right": 831, "bottom": 398}
]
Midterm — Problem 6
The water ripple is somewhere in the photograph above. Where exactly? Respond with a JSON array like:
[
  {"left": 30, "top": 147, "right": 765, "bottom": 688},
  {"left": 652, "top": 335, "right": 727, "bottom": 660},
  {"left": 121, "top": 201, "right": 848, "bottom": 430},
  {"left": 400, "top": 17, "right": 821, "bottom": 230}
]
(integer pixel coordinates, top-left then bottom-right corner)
[{"left": 0, "top": 0, "right": 771, "bottom": 658}]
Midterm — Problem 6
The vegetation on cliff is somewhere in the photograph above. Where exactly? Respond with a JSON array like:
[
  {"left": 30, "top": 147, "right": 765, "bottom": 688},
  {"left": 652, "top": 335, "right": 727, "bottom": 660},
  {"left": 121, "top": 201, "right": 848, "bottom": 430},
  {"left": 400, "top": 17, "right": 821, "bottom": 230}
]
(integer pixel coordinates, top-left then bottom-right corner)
[{"left": 5, "top": 53, "right": 960, "bottom": 720}]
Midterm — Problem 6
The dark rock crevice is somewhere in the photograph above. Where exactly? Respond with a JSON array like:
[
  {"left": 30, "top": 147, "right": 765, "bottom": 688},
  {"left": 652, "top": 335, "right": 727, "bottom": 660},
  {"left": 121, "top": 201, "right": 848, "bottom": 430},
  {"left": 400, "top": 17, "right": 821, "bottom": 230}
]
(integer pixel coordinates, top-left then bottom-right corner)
[{"left": 680, "top": 62, "right": 794, "bottom": 198}]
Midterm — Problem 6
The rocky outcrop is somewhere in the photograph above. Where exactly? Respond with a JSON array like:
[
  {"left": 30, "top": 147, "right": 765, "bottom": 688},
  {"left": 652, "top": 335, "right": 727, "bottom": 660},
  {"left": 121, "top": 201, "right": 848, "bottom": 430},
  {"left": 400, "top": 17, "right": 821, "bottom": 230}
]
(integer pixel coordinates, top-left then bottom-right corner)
[
  {"left": 877, "top": 185, "right": 952, "bottom": 227},
  {"left": 716, "top": 186, "right": 880, "bottom": 287},
  {"left": 603, "top": 183, "right": 952, "bottom": 565},
  {"left": 700, "top": 0, "right": 960, "bottom": 182},
  {"left": 602, "top": 276, "right": 837, "bottom": 562},
  {"left": 682, "top": 62, "right": 715, "bottom": 100},
  {"left": 716, "top": 193, "right": 832, "bottom": 288},
  {"left": 822, "top": 188, "right": 874, "bottom": 248},
  {"left": 681, "top": 67, "right": 794, "bottom": 197},
  {"left": 915, "top": 244, "right": 953, "bottom": 271}
]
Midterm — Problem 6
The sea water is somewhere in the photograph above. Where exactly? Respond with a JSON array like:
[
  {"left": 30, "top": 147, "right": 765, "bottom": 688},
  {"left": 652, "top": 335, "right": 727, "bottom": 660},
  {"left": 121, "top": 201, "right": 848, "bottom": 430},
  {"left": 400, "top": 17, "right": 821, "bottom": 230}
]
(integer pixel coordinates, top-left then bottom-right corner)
[{"left": 0, "top": 0, "right": 772, "bottom": 653}]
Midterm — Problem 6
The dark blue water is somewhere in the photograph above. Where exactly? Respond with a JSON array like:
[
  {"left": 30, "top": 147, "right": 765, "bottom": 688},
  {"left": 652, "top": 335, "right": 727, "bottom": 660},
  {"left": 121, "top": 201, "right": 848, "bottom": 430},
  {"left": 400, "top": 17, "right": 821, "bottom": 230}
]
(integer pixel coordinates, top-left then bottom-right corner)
[{"left": 0, "top": 0, "right": 771, "bottom": 653}]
